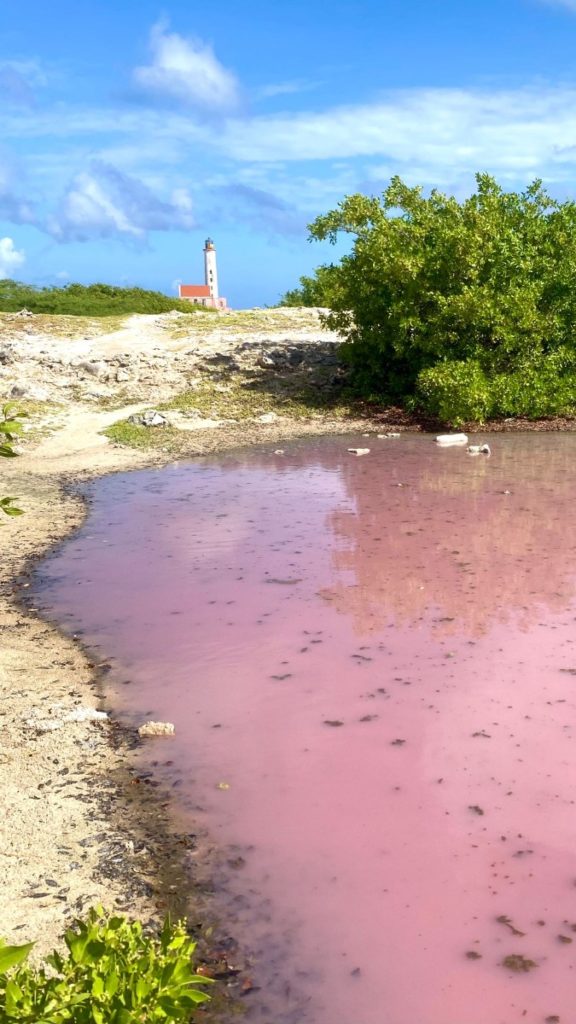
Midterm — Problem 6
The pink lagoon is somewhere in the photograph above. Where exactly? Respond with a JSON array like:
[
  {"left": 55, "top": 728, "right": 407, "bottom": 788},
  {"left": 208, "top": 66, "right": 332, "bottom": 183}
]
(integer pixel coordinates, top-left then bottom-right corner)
[{"left": 36, "top": 433, "right": 576, "bottom": 1024}]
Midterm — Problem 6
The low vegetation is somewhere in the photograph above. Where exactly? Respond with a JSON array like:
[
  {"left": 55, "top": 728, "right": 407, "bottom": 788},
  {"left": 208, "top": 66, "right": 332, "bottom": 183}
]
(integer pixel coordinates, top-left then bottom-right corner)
[
  {"left": 0, "top": 280, "right": 216, "bottom": 317},
  {"left": 104, "top": 370, "right": 361, "bottom": 453},
  {"left": 0, "top": 404, "right": 25, "bottom": 519},
  {"left": 284, "top": 174, "right": 576, "bottom": 425},
  {"left": 0, "top": 908, "right": 211, "bottom": 1022}
]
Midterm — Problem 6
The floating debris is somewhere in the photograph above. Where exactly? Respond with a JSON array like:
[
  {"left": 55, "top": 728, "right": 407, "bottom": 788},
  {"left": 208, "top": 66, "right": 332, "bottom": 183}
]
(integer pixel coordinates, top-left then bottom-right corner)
[
  {"left": 347, "top": 448, "right": 370, "bottom": 456},
  {"left": 496, "top": 915, "right": 525, "bottom": 937},
  {"left": 138, "top": 721, "right": 175, "bottom": 737},
  {"left": 468, "top": 804, "right": 485, "bottom": 816},
  {"left": 501, "top": 954, "right": 538, "bottom": 973},
  {"left": 465, "top": 951, "right": 482, "bottom": 960},
  {"left": 264, "top": 578, "right": 302, "bottom": 585},
  {"left": 467, "top": 443, "right": 491, "bottom": 456},
  {"left": 435, "top": 433, "right": 468, "bottom": 446},
  {"left": 324, "top": 720, "right": 344, "bottom": 728}
]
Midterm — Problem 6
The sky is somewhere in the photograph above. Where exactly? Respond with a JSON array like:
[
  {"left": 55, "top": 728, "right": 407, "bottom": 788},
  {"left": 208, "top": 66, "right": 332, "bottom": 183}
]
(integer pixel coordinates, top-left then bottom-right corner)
[{"left": 2, "top": 0, "right": 576, "bottom": 307}]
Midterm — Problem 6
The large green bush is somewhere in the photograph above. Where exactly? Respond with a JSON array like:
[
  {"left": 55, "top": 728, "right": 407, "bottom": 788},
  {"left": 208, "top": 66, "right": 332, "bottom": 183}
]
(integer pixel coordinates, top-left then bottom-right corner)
[
  {"left": 0, "top": 280, "right": 216, "bottom": 317},
  {"left": 415, "top": 360, "right": 492, "bottom": 426},
  {"left": 307, "top": 175, "right": 576, "bottom": 409},
  {"left": 415, "top": 350, "right": 576, "bottom": 425},
  {"left": 0, "top": 909, "right": 211, "bottom": 1023}
]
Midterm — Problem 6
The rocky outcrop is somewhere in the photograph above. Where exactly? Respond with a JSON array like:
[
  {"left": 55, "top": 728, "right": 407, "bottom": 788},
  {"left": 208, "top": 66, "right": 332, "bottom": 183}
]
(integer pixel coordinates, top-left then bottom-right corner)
[{"left": 0, "top": 309, "right": 342, "bottom": 406}]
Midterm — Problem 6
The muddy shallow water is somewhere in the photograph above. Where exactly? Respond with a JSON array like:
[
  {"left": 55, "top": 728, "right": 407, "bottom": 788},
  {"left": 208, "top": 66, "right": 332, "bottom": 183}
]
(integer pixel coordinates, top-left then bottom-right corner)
[{"left": 36, "top": 434, "right": 576, "bottom": 1024}]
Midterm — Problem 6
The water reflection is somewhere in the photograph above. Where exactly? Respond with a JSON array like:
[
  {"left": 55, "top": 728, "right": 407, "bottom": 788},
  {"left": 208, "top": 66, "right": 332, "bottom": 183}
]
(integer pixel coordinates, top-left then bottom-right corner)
[
  {"left": 314, "top": 436, "right": 576, "bottom": 636},
  {"left": 34, "top": 434, "right": 576, "bottom": 1024}
]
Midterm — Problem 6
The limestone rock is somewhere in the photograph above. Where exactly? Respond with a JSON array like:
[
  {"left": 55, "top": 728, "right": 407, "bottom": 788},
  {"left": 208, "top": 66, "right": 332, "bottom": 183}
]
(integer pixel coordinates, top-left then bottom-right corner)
[
  {"left": 127, "top": 410, "right": 167, "bottom": 428},
  {"left": 138, "top": 721, "right": 175, "bottom": 737}
]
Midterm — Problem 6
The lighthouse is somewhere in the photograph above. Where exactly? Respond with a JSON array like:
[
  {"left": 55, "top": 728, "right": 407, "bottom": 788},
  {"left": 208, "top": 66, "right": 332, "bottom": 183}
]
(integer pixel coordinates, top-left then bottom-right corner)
[
  {"left": 204, "top": 237, "right": 219, "bottom": 300},
  {"left": 178, "top": 238, "right": 228, "bottom": 309}
]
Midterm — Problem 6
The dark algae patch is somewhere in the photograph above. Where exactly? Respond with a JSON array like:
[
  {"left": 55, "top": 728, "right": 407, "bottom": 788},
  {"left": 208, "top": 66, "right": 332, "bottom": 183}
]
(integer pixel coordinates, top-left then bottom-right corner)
[{"left": 501, "top": 954, "right": 538, "bottom": 973}]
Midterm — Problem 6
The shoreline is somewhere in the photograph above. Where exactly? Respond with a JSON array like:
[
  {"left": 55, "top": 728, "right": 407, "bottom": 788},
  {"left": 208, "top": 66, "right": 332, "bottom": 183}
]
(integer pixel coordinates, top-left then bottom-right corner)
[{"left": 0, "top": 398, "right": 399, "bottom": 1012}]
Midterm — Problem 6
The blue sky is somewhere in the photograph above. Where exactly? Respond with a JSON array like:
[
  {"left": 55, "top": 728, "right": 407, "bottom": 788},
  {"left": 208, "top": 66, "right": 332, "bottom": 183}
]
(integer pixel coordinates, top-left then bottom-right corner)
[{"left": 2, "top": 0, "right": 576, "bottom": 307}]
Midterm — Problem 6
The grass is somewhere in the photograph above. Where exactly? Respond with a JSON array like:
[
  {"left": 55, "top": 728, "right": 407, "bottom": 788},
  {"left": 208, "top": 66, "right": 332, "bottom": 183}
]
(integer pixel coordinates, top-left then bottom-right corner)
[
  {"left": 8, "top": 399, "right": 64, "bottom": 444},
  {"left": 158, "top": 369, "right": 355, "bottom": 421},
  {"left": 0, "top": 313, "right": 128, "bottom": 340},
  {"left": 165, "top": 307, "right": 325, "bottom": 340},
  {"left": 104, "top": 420, "right": 184, "bottom": 452},
  {"left": 102, "top": 368, "right": 364, "bottom": 454}
]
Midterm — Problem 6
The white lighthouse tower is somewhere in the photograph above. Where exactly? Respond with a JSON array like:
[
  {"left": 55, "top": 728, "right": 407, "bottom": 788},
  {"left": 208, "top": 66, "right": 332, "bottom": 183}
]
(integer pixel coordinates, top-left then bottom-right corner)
[
  {"left": 178, "top": 239, "right": 228, "bottom": 308},
  {"left": 204, "top": 238, "right": 219, "bottom": 300}
]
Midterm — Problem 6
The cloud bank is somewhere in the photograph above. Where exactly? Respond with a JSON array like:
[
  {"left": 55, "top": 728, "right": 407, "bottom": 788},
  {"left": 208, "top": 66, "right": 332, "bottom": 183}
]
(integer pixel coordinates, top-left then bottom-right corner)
[
  {"left": 49, "top": 162, "right": 195, "bottom": 241},
  {"left": 133, "top": 22, "right": 239, "bottom": 110},
  {"left": 0, "top": 237, "right": 25, "bottom": 278}
]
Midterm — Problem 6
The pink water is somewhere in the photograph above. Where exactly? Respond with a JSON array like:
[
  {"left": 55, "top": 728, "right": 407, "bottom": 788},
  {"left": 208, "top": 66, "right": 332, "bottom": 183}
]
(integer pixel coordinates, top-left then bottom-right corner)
[{"left": 37, "top": 434, "right": 576, "bottom": 1023}]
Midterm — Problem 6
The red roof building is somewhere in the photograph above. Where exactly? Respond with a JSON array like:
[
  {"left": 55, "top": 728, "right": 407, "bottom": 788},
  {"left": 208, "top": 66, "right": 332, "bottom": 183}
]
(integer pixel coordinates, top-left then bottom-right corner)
[{"left": 179, "top": 285, "right": 211, "bottom": 299}]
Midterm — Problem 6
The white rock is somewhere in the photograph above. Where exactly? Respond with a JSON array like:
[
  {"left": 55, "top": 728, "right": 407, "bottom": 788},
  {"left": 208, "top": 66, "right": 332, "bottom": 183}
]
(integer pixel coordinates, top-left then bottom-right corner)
[
  {"left": 435, "top": 433, "right": 469, "bottom": 446},
  {"left": 76, "top": 360, "right": 109, "bottom": 379},
  {"left": 377, "top": 432, "right": 401, "bottom": 439},
  {"left": 65, "top": 707, "right": 108, "bottom": 723},
  {"left": 347, "top": 448, "right": 370, "bottom": 456},
  {"left": 10, "top": 383, "right": 50, "bottom": 401},
  {"left": 127, "top": 410, "right": 167, "bottom": 428},
  {"left": 256, "top": 412, "right": 279, "bottom": 424},
  {"left": 25, "top": 705, "right": 108, "bottom": 733},
  {"left": 138, "top": 721, "right": 175, "bottom": 737},
  {"left": 467, "top": 443, "right": 491, "bottom": 456}
]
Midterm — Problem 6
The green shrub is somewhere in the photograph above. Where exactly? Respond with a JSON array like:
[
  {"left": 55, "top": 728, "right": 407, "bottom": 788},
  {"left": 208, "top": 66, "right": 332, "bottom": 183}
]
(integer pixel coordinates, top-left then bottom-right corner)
[
  {"left": 0, "top": 280, "right": 217, "bottom": 317},
  {"left": 0, "top": 403, "right": 25, "bottom": 519},
  {"left": 491, "top": 350, "right": 576, "bottom": 418},
  {"left": 0, "top": 908, "right": 211, "bottom": 1022},
  {"left": 416, "top": 360, "right": 493, "bottom": 426},
  {"left": 307, "top": 175, "right": 576, "bottom": 397}
]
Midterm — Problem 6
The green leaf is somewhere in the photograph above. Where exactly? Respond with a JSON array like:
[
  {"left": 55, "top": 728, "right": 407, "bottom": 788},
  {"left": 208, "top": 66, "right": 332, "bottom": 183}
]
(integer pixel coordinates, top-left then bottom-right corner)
[{"left": 0, "top": 940, "right": 34, "bottom": 973}]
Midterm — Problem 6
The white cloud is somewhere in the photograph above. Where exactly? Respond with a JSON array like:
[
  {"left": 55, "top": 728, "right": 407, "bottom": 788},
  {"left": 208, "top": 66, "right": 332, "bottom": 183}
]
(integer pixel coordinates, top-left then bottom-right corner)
[
  {"left": 537, "top": 0, "right": 576, "bottom": 9},
  {"left": 215, "top": 86, "right": 576, "bottom": 180},
  {"left": 256, "top": 79, "right": 320, "bottom": 100},
  {"left": 49, "top": 161, "right": 196, "bottom": 242},
  {"left": 0, "top": 237, "right": 25, "bottom": 278},
  {"left": 133, "top": 22, "right": 239, "bottom": 110}
]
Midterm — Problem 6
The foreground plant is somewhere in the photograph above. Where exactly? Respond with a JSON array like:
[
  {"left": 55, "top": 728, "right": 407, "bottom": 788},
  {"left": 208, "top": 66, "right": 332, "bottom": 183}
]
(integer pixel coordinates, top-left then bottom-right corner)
[
  {"left": 0, "top": 908, "right": 211, "bottom": 1022},
  {"left": 0, "top": 403, "right": 25, "bottom": 519}
]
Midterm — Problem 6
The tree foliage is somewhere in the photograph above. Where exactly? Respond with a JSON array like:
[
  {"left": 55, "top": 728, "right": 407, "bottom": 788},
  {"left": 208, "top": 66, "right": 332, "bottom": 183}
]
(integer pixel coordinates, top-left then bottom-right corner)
[
  {"left": 307, "top": 174, "right": 576, "bottom": 421},
  {"left": 0, "top": 280, "right": 216, "bottom": 317},
  {"left": 278, "top": 264, "right": 342, "bottom": 307}
]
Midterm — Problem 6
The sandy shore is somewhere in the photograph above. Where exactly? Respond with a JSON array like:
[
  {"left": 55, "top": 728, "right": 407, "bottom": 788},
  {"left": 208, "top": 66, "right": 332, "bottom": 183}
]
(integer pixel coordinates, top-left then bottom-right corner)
[{"left": 1, "top": 391, "right": 388, "bottom": 975}]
